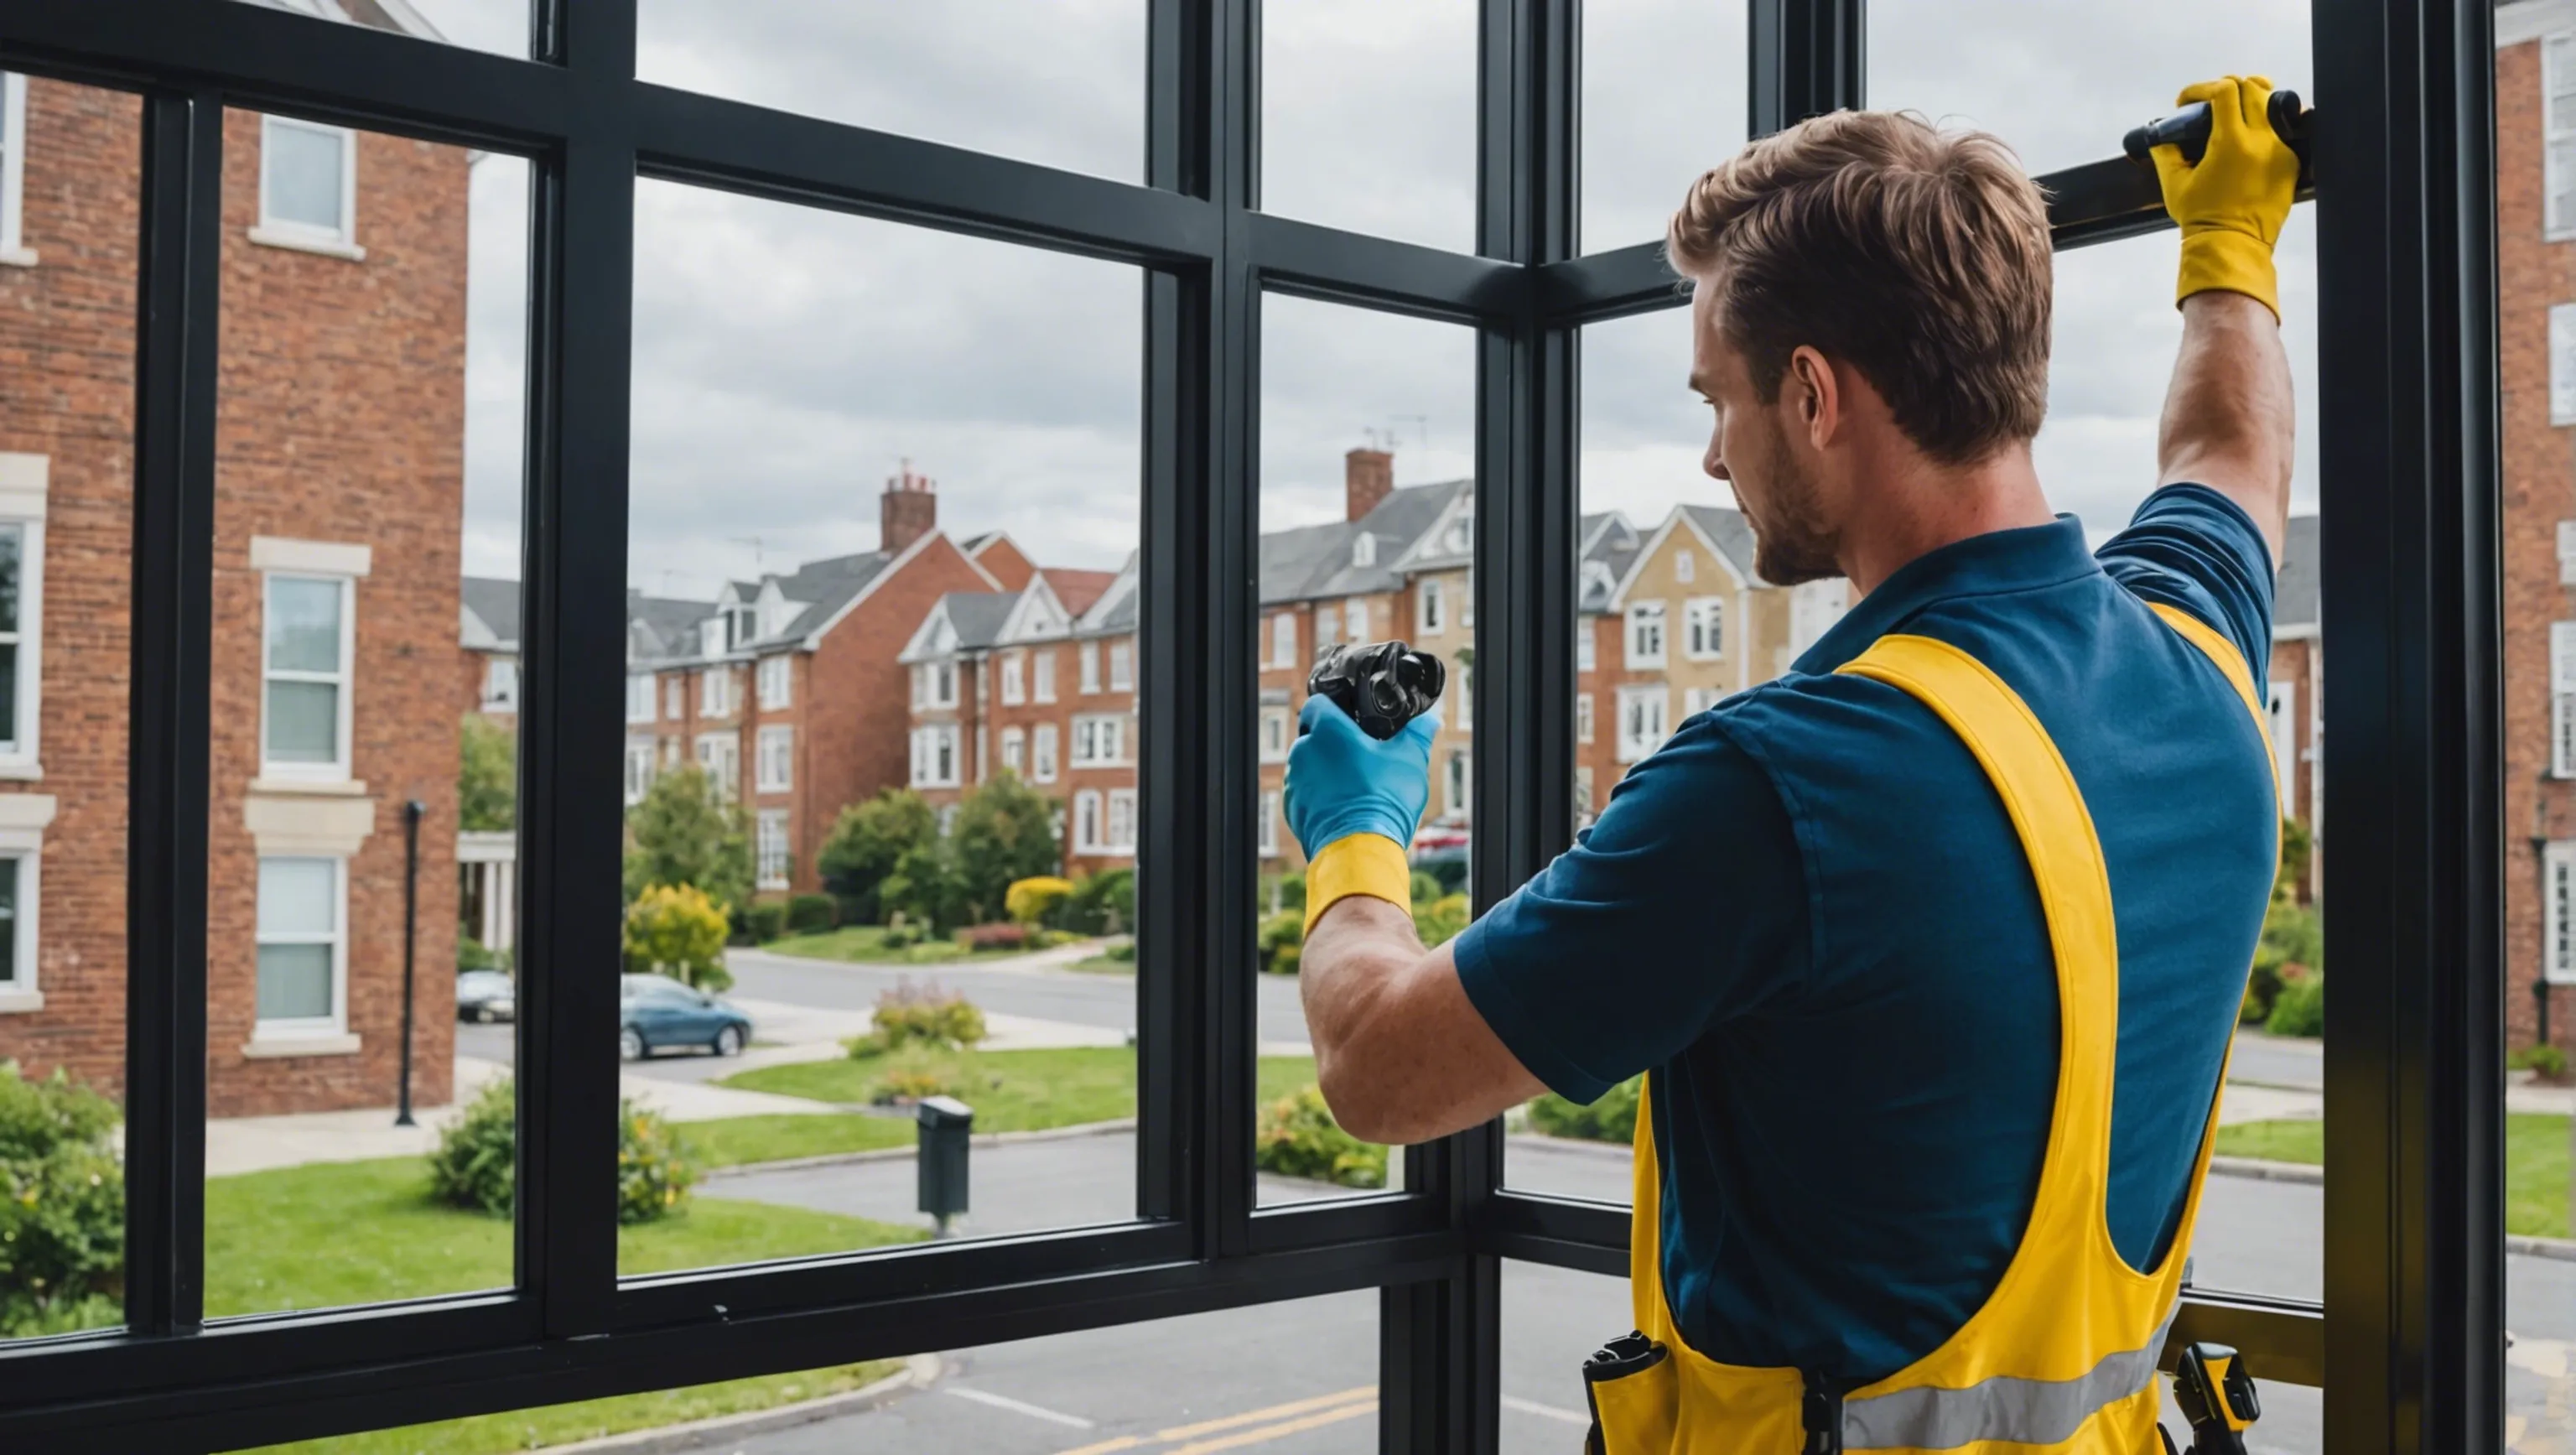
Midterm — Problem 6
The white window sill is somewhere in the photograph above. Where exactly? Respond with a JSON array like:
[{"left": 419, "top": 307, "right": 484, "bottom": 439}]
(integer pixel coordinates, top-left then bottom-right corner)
[
  {"left": 756, "top": 879, "right": 789, "bottom": 892},
  {"left": 0, "top": 247, "right": 36, "bottom": 270},
  {"left": 247, "top": 226, "right": 366, "bottom": 262},
  {"left": 242, "top": 1031, "right": 362, "bottom": 1058},
  {"left": 250, "top": 776, "right": 370, "bottom": 798},
  {"left": 0, "top": 760, "right": 42, "bottom": 782},
  {"left": 0, "top": 989, "right": 44, "bottom": 1014}
]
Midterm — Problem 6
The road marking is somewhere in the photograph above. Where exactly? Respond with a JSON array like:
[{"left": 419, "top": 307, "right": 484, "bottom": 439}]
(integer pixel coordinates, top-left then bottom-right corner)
[
  {"left": 1164, "top": 1399, "right": 1379, "bottom": 1454},
  {"left": 1154, "top": 1386, "right": 1376, "bottom": 1441},
  {"left": 1051, "top": 1440, "right": 1146, "bottom": 1455},
  {"left": 946, "top": 1385, "right": 1098, "bottom": 1428},
  {"left": 1502, "top": 1395, "right": 1591, "bottom": 1426}
]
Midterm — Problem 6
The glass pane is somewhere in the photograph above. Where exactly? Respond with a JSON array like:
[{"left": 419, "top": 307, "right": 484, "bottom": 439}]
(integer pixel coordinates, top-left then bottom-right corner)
[
  {"left": 1256, "top": 294, "right": 1473, "bottom": 1205},
  {"left": 207, "top": 117, "right": 530, "bottom": 1318},
  {"left": 2501, "top": 29, "right": 2576, "bottom": 1455},
  {"left": 1581, "top": 0, "right": 1750, "bottom": 252},
  {"left": 0, "top": 523, "right": 23, "bottom": 633},
  {"left": 636, "top": 2, "right": 1146, "bottom": 184},
  {"left": 262, "top": 680, "right": 339, "bottom": 763},
  {"left": 226, "top": 0, "right": 534, "bottom": 59},
  {"left": 261, "top": 121, "right": 345, "bottom": 233},
  {"left": 621, "top": 181, "right": 1142, "bottom": 1275},
  {"left": 265, "top": 577, "right": 342, "bottom": 671},
  {"left": 1867, "top": 3, "right": 2311, "bottom": 181},
  {"left": 254, "top": 943, "right": 334, "bottom": 1022},
  {"left": 0, "top": 75, "right": 141, "bottom": 1344},
  {"left": 1263, "top": 0, "right": 1478, "bottom": 253}
]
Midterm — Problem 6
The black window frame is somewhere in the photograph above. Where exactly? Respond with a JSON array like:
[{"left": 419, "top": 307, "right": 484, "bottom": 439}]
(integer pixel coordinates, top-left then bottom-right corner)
[{"left": 0, "top": 2, "right": 2502, "bottom": 1452}]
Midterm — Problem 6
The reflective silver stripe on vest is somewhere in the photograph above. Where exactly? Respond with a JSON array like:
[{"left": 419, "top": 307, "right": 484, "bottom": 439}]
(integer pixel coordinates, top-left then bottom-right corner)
[{"left": 1841, "top": 1306, "right": 2180, "bottom": 1451}]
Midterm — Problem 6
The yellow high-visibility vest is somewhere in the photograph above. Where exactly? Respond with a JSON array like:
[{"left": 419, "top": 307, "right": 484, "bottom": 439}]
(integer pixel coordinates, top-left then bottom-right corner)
[{"left": 1585, "top": 605, "right": 2277, "bottom": 1454}]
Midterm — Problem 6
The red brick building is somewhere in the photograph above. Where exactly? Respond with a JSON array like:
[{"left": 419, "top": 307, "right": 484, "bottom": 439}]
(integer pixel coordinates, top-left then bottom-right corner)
[{"left": 0, "top": 33, "right": 471, "bottom": 1115}]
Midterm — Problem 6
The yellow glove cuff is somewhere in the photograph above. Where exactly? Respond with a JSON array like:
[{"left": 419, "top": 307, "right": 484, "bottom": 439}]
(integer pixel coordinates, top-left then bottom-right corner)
[
  {"left": 2177, "top": 228, "right": 2280, "bottom": 320},
  {"left": 1304, "top": 833, "right": 1412, "bottom": 936}
]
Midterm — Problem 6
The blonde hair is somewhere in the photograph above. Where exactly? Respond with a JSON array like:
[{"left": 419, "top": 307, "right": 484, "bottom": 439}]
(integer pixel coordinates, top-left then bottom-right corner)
[{"left": 1667, "top": 110, "right": 2054, "bottom": 465}]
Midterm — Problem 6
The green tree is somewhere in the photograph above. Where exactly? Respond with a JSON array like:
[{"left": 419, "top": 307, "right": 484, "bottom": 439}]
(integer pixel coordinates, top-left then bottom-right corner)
[
  {"left": 817, "top": 788, "right": 938, "bottom": 924},
  {"left": 622, "top": 764, "right": 751, "bottom": 917},
  {"left": 881, "top": 838, "right": 968, "bottom": 933},
  {"left": 949, "top": 772, "right": 1062, "bottom": 923},
  {"left": 622, "top": 883, "right": 733, "bottom": 991},
  {"left": 458, "top": 715, "right": 516, "bottom": 833}
]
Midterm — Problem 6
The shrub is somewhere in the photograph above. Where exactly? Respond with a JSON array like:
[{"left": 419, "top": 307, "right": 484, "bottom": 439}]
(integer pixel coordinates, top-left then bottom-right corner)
[
  {"left": 1414, "top": 893, "right": 1471, "bottom": 948},
  {"left": 817, "top": 788, "right": 938, "bottom": 927},
  {"left": 623, "top": 883, "right": 733, "bottom": 991},
  {"left": 1410, "top": 870, "right": 1444, "bottom": 905},
  {"left": 459, "top": 713, "right": 517, "bottom": 834},
  {"left": 2510, "top": 1044, "right": 2570, "bottom": 1079},
  {"left": 871, "top": 979, "right": 987, "bottom": 1050},
  {"left": 951, "top": 775, "right": 1066, "bottom": 923},
  {"left": 868, "top": 1052, "right": 955, "bottom": 1107},
  {"left": 880, "top": 922, "right": 922, "bottom": 951},
  {"left": 433, "top": 1076, "right": 694, "bottom": 1224},
  {"left": 1057, "top": 868, "right": 1137, "bottom": 936},
  {"left": 1260, "top": 871, "right": 1306, "bottom": 916},
  {"left": 0, "top": 1064, "right": 125, "bottom": 1336},
  {"left": 1257, "top": 911, "right": 1304, "bottom": 975},
  {"left": 745, "top": 902, "right": 786, "bottom": 943},
  {"left": 1254, "top": 1085, "right": 1384, "bottom": 1188},
  {"left": 1028, "top": 928, "right": 1082, "bottom": 949},
  {"left": 956, "top": 923, "right": 1029, "bottom": 952},
  {"left": 2244, "top": 898, "right": 2324, "bottom": 1023},
  {"left": 2266, "top": 969, "right": 2325, "bottom": 1038},
  {"left": 1104, "top": 937, "right": 1137, "bottom": 964},
  {"left": 902, "top": 941, "right": 969, "bottom": 965},
  {"left": 621, "top": 765, "right": 752, "bottom": 918},
  {"left": 1006, "top": 876, "right": 1076, "bottom": 927},
  {"left": 1527, "top": 1075, "right": 1641, "bottom": 1144},
  {"left": 457, "top": 934, "right": 500, "bottom": 974},
  {"left": 786, "top": 893, "right": 838, "bottom": 933}
]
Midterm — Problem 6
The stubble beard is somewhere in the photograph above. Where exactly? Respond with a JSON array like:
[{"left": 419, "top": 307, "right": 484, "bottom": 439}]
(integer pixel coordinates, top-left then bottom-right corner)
[{"left": 1744, "top": 415, "right": 1842, "bottom": 587}]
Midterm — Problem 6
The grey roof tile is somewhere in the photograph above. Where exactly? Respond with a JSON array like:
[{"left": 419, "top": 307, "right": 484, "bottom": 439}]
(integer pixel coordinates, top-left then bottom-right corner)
[
  {"left": 937, "top": 592, "right": 1018, "bottom": 651},
  {"left": 460, "top": 575, "right": 520, "bottom": 650},
  {"left": 1677, "top": 504, "right": 1763, "bottom": 583},
  {"left": 2275, "top": 513, "right": 2318, "bottom": 630}
]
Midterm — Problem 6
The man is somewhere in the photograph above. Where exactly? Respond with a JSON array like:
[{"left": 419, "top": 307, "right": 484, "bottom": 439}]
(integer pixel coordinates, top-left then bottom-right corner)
[{"left": 1285, "top": 78, "right": 2298, "bottom": 1451}]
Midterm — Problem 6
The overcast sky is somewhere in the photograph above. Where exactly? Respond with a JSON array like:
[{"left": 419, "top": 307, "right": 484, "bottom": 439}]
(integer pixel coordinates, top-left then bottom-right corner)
[{"left": 422, "top": 0, "right": 2319, "bottom": 595}]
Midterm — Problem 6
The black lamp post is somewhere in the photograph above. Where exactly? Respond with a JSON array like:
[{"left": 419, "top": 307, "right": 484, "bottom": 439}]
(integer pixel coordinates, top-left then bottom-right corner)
[{"left": 395, "top": 799, "right": 424, "bottom": 1127}]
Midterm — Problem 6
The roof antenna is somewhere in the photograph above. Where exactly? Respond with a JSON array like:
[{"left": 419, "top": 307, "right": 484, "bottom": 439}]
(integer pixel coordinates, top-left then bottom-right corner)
[
  {"left": 728, "top": 535, "right": 765, "bottom": 577},
  {"left": 1392, "top": 413, "right": 1428, "bottom": 449}
]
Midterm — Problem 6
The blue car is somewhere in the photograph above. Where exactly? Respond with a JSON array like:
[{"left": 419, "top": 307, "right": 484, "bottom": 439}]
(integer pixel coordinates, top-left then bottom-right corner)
[{"left": 618, "top": 974, "right": 752, "bottom": 1060}]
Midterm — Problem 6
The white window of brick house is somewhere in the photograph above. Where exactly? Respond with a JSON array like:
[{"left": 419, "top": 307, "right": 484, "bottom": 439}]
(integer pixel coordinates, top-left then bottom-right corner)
[
  {"left": 2553, "top": 304, "right": 2576, "bottom": 424},
  {"left": 1109, "top": 641, "right": 1132, "bottom": 692},
  {"left": 1576, "top": 692, "right": 1594, "bottom": 744},
  {"left": 756, "top": 809, "right": 791, "bottom": 891},
  {"left": 1626, "top": 602, "right": 1666, "bottom": 668},
  {"left": 910, "top": 725, "right": 959, "bottom": 787},
  {"left": 262, "top": 571, "right": 356, "bottom": 781},
  {"left": 254, "top": 114, "right": 361, "bottom": 257},
  {"left": 1034, "top": 648, "right": 1057, "bottom": 702},
  {"left": 1259, "top": 789, "right": 1280, "bottom": 858},
  {"left": 699, "top": 665, "right": 731, "bottom": 718},
  {"left": 482, "top": 657, "right": 519, "bottom": 712},
  {"left": 0, "top": 456, "right": 48, "bottom": 772},
  {"left": 1443, "top": 749, "right": 1468, "bottom": 815},
  {"left": 1315, "top": 602, "right": 1341, "bottom": 654},
  {"left": 665, "top": 677, "right": 683, "bottom": 720},
  {"left": 1271, "top": 612, "right": 1296, "bottom": 667},
  {"left": 1683, "top": 688, "right": 1724, "bottom": 717},
  {"left": 1079, "top": 641, "right": 1101, "bottom": 694},
  {"left": 626, "top": 673, "right": 656, "bottom": 725},
  {"left": 1072, "top": 790, "right": 1103, "bottom": 852},
  {"left": 927, "top": 660, "right": 958, "bottom": 708},
  {"left": 2548, "top": 841, "right": 2576, "bottom": 984},
  {"left": 2560, "top": 521, "right": 2576, "bottom": 585},
  {"left": 1345, "top": 597, "right": 1369, "bottom": 642},
  {"left": 256, "top": 856, "right": 345, "bottom": 1038},
  {"left": 1000, "top": 652, "right": 1026, "bottom": 704},
  {"left": 1418, "top": 579, "right": 1445, "bottom": 636},
  {"left": 1072, "top": 714, "right": 1125, "bottom": 766},
  {"left": 2557, "top": 622, "right": 2576, "bottom": 778},
  {"left": 1454, "top": 661, "right": 1471, "bottom": 730},
  {"left": 2550, "top": 34, "right": 2576, "bottom": 237},
  {"left": 623, "top": 742, "right": 654, "bottom": 806},
  {"left": 1000, "top": 726, "right": 1026, "bottom": 777},
  {"left": 694, "top": 731, "right": 738, "bottom": 799},
  {"left": 1575, "top": 766, "right": 1595, "bottom": 823},
  {"left": 0, "top": 74, "right": 28, "bottom": 265},
  {"left": 1616, "top": 684, "right": 1667, "bottom": 763},
  {"left": 1259, "top": 706, "right": 1290, "bottom": 763},
  {"left": 2265, "top": 681, "right": 2298, "bottom": 789},
  {"left": 0, "top": 851, "right": 38, "bottom": 1008},
  {"left": 1033, "top": 724, "right": 1059, "bottom": 782},
  {"left": 1683, "top": 597, "right": 1723, "bottom": 659},
  {"left": 756, "top": 725, "right": 793, "bottom": 793},
  {"left": 756, "top": 654, "right": 791, "bottom": 709},
  {"left": 1106, "top": 788, "right": 1136, "bottom": 853},
  {"left": 1576, "top": 620, "right": 1596, "bottom": 672}
]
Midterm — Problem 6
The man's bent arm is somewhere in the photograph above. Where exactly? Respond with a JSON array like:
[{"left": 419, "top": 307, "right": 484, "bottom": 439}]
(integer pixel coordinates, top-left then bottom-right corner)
[
  {"left": 2157, "top": 288, "right": 2293, "bottom": 563},
  {"left": 1301, "top": 896, "right": 1545, "bottom": 1146}
]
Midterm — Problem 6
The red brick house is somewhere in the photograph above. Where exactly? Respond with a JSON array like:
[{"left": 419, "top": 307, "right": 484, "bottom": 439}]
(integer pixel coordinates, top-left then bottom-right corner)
[{"left": 0, "top": 34, "right": 471, "bottom": 1115}]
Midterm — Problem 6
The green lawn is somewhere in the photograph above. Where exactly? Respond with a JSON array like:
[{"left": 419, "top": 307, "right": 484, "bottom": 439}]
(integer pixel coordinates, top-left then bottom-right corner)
[
  {"left": 2216, "top": 1114, "right": 2571, "bottom": 1239},
  {"left": 236, "top": 1359, "right": 908, "bottom": 1454},
  {"left": 679, "top": 1111, "right": 914, "bottom": 1167},
  {"left": 724, "top": 1046, "right": 1322, "bottom": 1130},
  {"left": 760, "top": 924, "right": 1048, "bottom": 964}
]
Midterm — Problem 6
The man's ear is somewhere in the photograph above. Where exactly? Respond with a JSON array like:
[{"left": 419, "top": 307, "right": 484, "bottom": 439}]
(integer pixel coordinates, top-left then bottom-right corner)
[{"left": 1789, "top": 345, "right": 1838, "bottom": 446}]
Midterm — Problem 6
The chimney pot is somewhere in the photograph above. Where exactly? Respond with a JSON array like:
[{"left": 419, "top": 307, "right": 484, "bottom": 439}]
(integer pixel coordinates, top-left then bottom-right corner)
[
  {"left": 1345, "top": 448, "right": 1394, "bottom": 522},
  {"left": 881, "top": 464, "right": 940, "bottom": 554}
]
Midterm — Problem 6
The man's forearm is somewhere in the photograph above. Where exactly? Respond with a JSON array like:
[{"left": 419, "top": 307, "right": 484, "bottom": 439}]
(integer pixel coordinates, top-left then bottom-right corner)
[{"left": 2157, "top": 289, "right": 2294, "bottom": 561}]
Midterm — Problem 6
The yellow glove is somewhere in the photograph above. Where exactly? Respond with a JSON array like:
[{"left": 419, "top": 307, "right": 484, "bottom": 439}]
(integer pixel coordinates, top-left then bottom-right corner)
[{"left": 2152, "top": 75, "right": 2300, "bottom": 320}]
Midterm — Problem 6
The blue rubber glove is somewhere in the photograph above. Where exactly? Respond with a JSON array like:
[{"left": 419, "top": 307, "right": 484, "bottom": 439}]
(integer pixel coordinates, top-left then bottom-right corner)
[{"left": 1283, "top": 694, "right": 1439, "bottom": 855}]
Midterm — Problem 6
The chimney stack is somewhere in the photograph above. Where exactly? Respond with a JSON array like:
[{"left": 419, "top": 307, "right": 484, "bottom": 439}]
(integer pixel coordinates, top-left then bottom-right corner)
[
  {"left": 880, "top": 460, "right": 938, "bottom": 555},
  {"left": 1345, "top": 447, "right": 1394, "bottom": 522}
]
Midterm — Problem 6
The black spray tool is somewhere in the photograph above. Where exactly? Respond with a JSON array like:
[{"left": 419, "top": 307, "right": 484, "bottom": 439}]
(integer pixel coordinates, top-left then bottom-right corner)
[
  {"left": 1306, "top": 641, "right": 1446, "bottom": 740},
  {"left": 2124, "top": 88, "right": 2313, "bottom": 183}
]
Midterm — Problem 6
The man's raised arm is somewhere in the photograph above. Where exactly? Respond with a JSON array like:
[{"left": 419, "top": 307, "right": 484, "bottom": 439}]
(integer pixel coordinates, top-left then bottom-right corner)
[{"left": 2148, "top": 75, "right": 2303, "bottom": 563}]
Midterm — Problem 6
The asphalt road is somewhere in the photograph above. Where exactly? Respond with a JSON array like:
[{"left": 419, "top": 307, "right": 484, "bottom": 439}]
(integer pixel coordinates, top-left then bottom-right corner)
[{"left": 689, "top": 1133, "right": 2573, "bottom": 1454}]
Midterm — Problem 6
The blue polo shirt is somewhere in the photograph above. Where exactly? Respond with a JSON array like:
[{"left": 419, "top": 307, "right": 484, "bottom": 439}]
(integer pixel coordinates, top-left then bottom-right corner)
[{"left": 1453, "top": 485, "right": 2278, "bottom": 1384}]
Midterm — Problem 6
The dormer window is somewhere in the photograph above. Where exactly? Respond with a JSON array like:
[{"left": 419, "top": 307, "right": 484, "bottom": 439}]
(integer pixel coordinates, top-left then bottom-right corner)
[
  {"left": 1445, "top": 516, "right": 1472, "bottom": 554},
  {"left": 1352, "top": 533, "right": 1377, "bottom": 567},
  {"left": 724, "top": 604, "right": 756, "bottom": 650}
]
